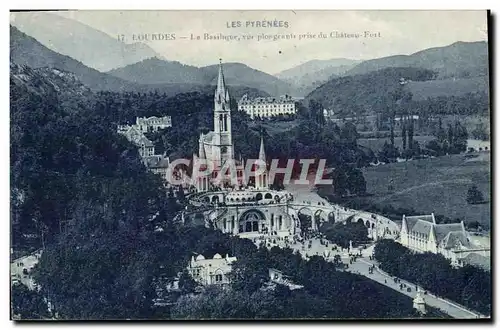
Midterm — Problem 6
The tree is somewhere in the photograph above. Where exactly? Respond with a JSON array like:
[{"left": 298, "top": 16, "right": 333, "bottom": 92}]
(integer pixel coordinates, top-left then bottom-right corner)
[
  {"left": 447, "top": 124, "right": 454, "bottom": 147},
  {"left": 341, "top": 122, "right": 359, "bottom": 145},
  {"left": 378, "top": 142, "right": 400, "bottom": 163},
  {"left": 401, "top": 117, "right": 407, "bottom": 150},
  {"left": 390, "top": 114, "right": 395, "bottom": 147},
  {"left": 330, "top": 167, "right": 349, "bottom": 197},
  {"left": 178, "top": 270, "right": 198, "bottom": 295},
  {"left": 471, "top": 122, "right": 489, "bottom": 141},
  {"left": 408, "top": 116, "right": 414, "bottom": 149},
  {"left": 436, "top": 117, "right": 446, "bottom": 143},
  {"left": 425, "top": 139, "right": 442, "bottom": 155},
  {"left": 466, "top": 185, "right": 484, "bottom": 204},
  {"left": 347, "top": 168, "right": 367, "bottom": 196},
  {"left": 309, "top": 100, "right": 326, "bottom": 126},
  {"left": 453, "top": 122, "right": 468, "bottom": 153},
  {"left": 11, "top": 283, "right": 50, "bottom": 320},
  {"left": 321, "top": 221, "right": 369, "bottom": 248}
]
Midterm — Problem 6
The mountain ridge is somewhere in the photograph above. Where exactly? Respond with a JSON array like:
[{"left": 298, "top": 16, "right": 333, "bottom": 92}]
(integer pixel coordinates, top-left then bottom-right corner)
[
  {"left": 10, "top": 12, "right": 164, "bottom": 72},
  {"left": 275, "top": 58, "right": 362, "bottom": 96},
  {"left": 10, "top": 25, "right": 139, "bottom": 92},
  {"left": 345, "top": 41, "right": 489, "bottom": 79},
  {"left": 10, "top": 26, "right": 271, "bottom": 99},
  {"left": 108, "top": 59, "right": 298, "bottom": 97}
]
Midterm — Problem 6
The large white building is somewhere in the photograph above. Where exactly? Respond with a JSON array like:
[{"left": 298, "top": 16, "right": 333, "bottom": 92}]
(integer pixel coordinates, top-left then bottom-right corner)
[
  {"left": 238, "top": 94, "right": 296, "bottom": 119},
  {"left": 187, "top": 253, "right": 237, "bottom": 286},
  {"left": 118, "top": 115, "right": 172, "bottom": 134},
  {"left": 399, "top": 213, "right": 490, "bottom": 266}
]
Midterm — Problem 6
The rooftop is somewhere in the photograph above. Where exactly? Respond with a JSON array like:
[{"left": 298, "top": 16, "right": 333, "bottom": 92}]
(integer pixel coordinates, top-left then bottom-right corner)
[{"left": 238, "top": 94, "right": 295, "bottom": 105}]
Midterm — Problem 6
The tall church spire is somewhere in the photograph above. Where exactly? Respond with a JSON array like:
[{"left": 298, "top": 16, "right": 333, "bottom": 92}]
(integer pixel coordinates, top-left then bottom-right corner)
[
  {"left": 215, "top": 59, "right": 229, "bottom": 104},
  {"left": 199, "top": 135, "right": 206, "bottom": 160},
  {"left": 211, "top": 59, "right": 233, "bottom": 167},
  {"left": 259, "top": 135, "right": 266, "bottom": 162}
]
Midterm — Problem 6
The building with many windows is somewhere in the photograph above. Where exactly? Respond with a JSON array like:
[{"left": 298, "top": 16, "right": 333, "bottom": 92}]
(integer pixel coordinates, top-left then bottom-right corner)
[
  {"left": 237, "top": 94, "right": 296, "bottom": 119},
  {"left": 399, "top": 213, "right": 490, "bottom": 266},
  {"left": 118, "top": 126, "right": 155, "bottom": 158},
  {"left": 187, "top": 253, "right": 237, "bottom": 286},
  {"left": 118, "top": 115, "right": 172, "bottom": 134}
]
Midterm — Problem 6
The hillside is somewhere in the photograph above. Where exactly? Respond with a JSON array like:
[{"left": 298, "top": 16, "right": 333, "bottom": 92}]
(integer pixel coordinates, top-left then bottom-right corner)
[
  {"left": 10, "top": 12, "right": 163, "bottom": 72},
  {"left": 109, "top": 59, "right": 297, "bottom": 97},
  {"left": 10, "top": 61, "right": 91, "bottom": 98},
  {"left": 345, "top": 41, "right": 489, "bottom": 79},
  {"left": 108, "top": 57, "right": 202, "bottom": 84},
  {"left": 304, "top": 67, "right": 436, "bottom": 117},
  {"left": 276, "top": 58, "right": 362, "bottom": 95},
  {"left": 10, "top": 25, "right": 139, "bottom": 92},
  {"left": 200, "top": 62, "right": 296, "bottom": 96},
  {"left": 407, "top": 76, "right": 489, "bottom": 101}
]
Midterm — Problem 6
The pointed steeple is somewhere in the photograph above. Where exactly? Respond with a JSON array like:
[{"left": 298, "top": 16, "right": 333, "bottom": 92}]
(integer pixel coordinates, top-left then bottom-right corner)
[
  {"left": 199, "top": 143, "right": 206, "bottom": 160},
  {"left": 215, "top": 59, "right": 229, "bottom": 104},
  {"left": 259, "top": 135, "right": 266, "bottom": 162}
]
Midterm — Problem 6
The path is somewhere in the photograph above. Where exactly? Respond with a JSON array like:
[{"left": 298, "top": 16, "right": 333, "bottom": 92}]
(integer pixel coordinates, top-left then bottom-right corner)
[
  {"left": 256, "top": 236, "right": 487, "bottom": 319},
  {"left": 347, "top": 255, "right": 485, "bottom": 319}
]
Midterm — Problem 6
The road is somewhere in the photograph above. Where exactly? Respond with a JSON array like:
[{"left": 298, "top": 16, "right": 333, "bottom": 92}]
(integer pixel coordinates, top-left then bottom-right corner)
[
  {"left": 347, "top": 253, "right": 485, "bottom": 319},
  {"left": 262, "top": 236, "right": 486, "bottom": 319}
]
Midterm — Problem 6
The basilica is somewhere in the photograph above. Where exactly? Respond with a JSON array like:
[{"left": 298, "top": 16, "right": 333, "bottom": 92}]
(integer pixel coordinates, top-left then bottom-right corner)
[
  {"left": 193, "top": 60, "right": 268, "bottom": 193},
  {"left": 186, "top": 60, "right": 299, "bottom": 238}
]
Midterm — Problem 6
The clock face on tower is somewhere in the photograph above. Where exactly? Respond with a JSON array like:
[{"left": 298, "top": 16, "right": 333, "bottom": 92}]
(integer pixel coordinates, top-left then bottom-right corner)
[{"left": 221, "top": 146, "right": 227, "bottom": 154}]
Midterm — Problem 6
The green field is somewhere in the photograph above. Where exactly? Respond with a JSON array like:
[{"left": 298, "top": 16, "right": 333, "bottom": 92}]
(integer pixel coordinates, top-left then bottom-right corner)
[{"left": 357, "top": 153, "right": 491, "bottom": 228}]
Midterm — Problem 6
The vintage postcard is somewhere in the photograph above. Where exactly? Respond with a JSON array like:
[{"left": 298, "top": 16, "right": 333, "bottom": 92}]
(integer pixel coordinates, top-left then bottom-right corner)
[{"left": 10, "top": 10, "right": 491, "bottom": 320}]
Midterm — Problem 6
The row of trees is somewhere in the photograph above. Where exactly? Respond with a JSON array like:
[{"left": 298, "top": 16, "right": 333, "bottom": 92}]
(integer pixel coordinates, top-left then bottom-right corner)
[
  {"left": 374, "top": 240, "right": 491, "bottom": 315},
  {"left": 425, "top": 118, "right": 469, "bottom": 155}
]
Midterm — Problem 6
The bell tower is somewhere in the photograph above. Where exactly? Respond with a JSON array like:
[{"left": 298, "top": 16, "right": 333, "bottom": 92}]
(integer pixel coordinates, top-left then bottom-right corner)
[{"left": 213, "top": 59, "right": 234, "bottom": 166}]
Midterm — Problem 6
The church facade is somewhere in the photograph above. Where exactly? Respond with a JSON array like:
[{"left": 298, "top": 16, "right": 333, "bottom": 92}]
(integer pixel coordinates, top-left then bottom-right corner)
[
  {"left": 193, "top": 60, "right": 268, "bottom": 193},
  {"left": 183, "top": 60, "right": 300, "bottom": 238}
]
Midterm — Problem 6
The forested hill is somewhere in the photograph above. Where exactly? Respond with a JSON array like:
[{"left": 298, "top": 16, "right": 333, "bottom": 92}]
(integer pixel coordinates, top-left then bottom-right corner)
[
  {"left": 304, "top": 67, "right": 435, "bottom": 117},
  {"left": 10, "top": 58, "right": 172, "bottom": 245},
  {"left": 305, "top": 66, "right": 490, "bottom": 118},
  {"left": 345, "top": 41, "right": 489, "bottom": 79},
  {"left": 10, "top": 62, "right": 91, "bottom": 99}
]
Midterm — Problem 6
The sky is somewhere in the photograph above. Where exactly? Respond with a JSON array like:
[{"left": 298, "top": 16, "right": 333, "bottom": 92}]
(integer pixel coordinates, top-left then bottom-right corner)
[{"left": 33, "top": 10, "right": 490, "bottom": 74}]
